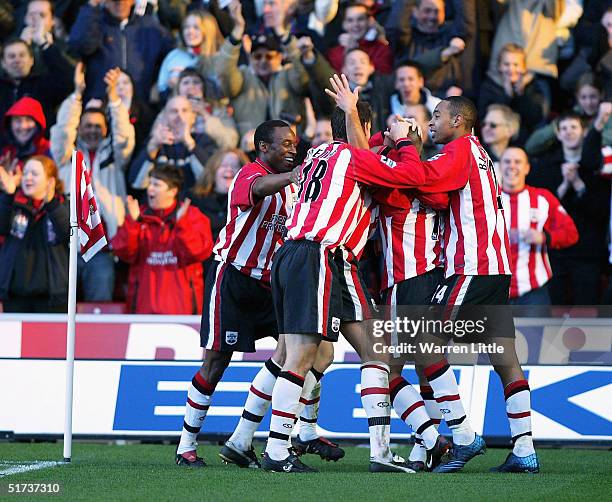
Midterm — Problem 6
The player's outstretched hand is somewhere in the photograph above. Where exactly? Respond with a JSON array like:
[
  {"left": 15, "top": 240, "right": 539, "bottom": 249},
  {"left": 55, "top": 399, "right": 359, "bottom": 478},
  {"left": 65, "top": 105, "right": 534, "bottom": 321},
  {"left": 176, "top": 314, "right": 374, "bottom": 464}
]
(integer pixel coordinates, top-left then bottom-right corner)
[
  {"left": 385, "top": 115, "right": 423, "bottom": 154},
  {"left": 402, "top": 117, "right": 424, "bottom": 155},
  {"left": 325, "top": 73, "right": 359, "bottom": 113},
  {"left": 388, "top": 118, "right": 421, "bottom": 147},
  {"left": 289, "top": 165, "right": 302, "bottom": 186}
]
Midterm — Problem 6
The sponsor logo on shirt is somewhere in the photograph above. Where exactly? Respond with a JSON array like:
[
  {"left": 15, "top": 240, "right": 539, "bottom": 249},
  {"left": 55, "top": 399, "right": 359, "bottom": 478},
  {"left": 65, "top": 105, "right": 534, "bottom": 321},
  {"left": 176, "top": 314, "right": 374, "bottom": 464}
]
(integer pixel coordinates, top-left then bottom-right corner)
[
  {"left": 261, "top": 213, "right": 288, "bottom": 235},
  {"left": 146, "top": 251, "right": 178, "bottom": 266}
]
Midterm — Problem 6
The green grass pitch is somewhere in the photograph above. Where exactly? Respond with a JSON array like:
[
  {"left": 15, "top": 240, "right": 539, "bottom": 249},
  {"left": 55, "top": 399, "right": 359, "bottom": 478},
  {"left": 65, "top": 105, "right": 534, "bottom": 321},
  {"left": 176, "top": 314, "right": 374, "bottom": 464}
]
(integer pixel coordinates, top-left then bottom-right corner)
[{"left": 1, "top": 442, "right": 611, "bottom": 501}]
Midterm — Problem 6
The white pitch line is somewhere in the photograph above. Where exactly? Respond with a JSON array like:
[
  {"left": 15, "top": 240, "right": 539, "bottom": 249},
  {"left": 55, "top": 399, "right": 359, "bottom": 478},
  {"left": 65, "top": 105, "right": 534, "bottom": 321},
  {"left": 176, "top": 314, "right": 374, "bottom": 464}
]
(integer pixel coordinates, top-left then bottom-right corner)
[{"left": 0, "top": 461, "right": 61, "bottom": 477}]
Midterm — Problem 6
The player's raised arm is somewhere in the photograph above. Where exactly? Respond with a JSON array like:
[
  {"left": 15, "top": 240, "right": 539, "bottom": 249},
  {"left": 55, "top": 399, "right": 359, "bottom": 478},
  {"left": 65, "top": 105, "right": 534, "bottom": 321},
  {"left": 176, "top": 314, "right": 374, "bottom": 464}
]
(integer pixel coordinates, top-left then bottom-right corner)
[
  {"left": 325, "top": 73, "right": 370, "bottom": 149},
  {"left": 392, "top": 135, "right": 471, "bottom": 193},
  {"left": 346, "top": 120, "right": 427, "bottom": 188}
]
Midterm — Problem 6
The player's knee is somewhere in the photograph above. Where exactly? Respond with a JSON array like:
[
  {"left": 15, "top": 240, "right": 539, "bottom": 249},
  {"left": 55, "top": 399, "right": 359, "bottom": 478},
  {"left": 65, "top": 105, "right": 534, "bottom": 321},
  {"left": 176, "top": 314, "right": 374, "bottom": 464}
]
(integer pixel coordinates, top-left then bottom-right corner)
[
  {"left": 388, "top": 363, "right": 404, "bottom": 382},
  {"left": 415, "top": 364, "right": 429, "bottom": 385},
  {"left": 284, "top": 349, "right": 318, "bottom": 376},
  {"left": 200, "top": 350, "right": 233, "bottom": 384},
  {"left": 361, "top": 343, "right": 391, "bottom": 364},
  {"left": 492, "top": 363, "right": 524, "bottom": 386},
  {"left": 272, "top": 342, "right": 286, "bottom": 366},
  {"left": 313, "top": 341, "right": 334, "bottom": 371}
]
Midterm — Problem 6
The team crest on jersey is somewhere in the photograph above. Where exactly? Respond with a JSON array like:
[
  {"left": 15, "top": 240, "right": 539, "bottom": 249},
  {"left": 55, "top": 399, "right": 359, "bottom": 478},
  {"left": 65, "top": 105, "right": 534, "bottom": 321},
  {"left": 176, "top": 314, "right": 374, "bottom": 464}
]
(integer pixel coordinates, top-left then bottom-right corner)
[
  {"left": 331, "top": 317, "right": 341, "bottom": 333},
  {"left": 427, "top": 153, "right": 446, "bottom": 161},
  {"left": 380, "top": 155, "right": 397, "bottom": 168},
  {"left": 225, "top": 331, "right": 238, "bottom": 345}
]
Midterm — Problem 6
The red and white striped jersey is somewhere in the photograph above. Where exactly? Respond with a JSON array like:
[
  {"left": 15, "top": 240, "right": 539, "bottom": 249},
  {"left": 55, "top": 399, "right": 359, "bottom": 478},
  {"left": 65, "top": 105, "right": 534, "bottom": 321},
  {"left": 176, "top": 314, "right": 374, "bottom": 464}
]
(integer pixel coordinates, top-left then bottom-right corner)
[
  {"left": 367, "top": 135, "right": 447, "bottom": 289},
  {"left": 408, "top": 134, "right": 512, "bottom": 277},
  {"left": 286, "top": 141, "right": 434, "bottom": 254},
  {"left": 214, "top": 159, "right": 295, "bottom": 283},
  {"left": 342, "top": 192, "right": 378, "bottom": 261},
  {"left": 501, "top": 185, "right": 578, "bottom": 298},
  {"left": 377, "top": 191, "right": 445, "bottom": 289}
]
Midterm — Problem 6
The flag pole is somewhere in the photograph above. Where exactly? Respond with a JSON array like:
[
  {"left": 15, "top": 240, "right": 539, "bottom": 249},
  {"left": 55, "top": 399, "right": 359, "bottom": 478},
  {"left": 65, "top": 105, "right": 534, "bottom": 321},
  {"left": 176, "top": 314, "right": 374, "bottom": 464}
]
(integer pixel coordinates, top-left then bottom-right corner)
[{"left": 63, "top": 151, "right": 79, "bottom": 462}]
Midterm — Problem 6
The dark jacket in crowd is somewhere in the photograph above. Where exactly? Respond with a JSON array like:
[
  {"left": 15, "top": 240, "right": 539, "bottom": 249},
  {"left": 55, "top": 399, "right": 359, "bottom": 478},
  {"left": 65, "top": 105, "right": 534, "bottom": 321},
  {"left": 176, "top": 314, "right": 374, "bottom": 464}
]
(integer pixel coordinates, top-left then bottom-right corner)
[
  {"left": 478, "top": 76, "right": 549, "bottom": 142},
  {"left": 0, "top": 43, "right": 74, "bottom": 124},
  {"left": 129, "top": 133, "right": 218, "bottom": 195},
  {"left": 0, "top": 190, "right": 70, "bottom": 306},
  {"left": 190, "top": 191, "right": 228, "bottom": 242},
  {"left": 68, "top": 4, "right": 174, "bottom": 101},
  {"left": 527, "top": 133, "right": 610, "bottom": 261},
  {"left": 385, "top": 0, "right": 475, "bottom": 95}
]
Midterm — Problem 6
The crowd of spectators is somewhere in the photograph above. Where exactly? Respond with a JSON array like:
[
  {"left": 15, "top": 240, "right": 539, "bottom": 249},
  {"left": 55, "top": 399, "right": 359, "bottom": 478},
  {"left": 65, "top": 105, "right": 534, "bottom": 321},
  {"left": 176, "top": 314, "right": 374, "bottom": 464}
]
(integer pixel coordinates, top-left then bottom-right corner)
[{"left": 0, "top": 0, "right": 610, "bottom": 313}]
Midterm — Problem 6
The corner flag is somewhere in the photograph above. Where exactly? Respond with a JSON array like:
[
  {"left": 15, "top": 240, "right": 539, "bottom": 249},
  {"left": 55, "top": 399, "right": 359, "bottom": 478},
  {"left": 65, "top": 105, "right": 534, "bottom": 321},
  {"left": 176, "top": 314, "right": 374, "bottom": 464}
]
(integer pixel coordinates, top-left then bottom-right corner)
[
  {"left": 75, "top": 150, "right": 107, "bottom": 261},
  {"left": 64, "top": 150, "right": 107, "bottom": 462}
]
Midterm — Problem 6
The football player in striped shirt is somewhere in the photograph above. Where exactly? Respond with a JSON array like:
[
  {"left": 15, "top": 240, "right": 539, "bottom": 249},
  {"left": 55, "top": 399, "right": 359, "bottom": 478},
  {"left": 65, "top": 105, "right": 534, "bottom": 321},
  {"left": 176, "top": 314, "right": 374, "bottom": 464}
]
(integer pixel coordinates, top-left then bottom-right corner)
[
  {"left": 175, "top": 120, "right": 338, "bottom": 468},
  {"left": 366, "top": 128, "right": 451, "bottom": 471},
  {"left": 398, "top": 97, "right": 541, "bottom": 473}
]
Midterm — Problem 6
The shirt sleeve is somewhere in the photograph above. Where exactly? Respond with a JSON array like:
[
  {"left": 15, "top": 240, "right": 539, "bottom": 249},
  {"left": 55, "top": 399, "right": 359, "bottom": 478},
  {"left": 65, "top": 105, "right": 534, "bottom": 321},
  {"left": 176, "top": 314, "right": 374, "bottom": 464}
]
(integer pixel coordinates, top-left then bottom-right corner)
[
  {"left": 348, "top": 138, "right": 472, "bottom": 193},
  {"left": 540, "top": 189, "right": 579, "bottom": 249},
  {"left": 348, "top": 144, "right": 427, "bottom": 188},
  {"left": 414, "top": 191, "right": 450, "bottom": 210},
  {"left": 371, "top": 187, "right": 406, "bottom": 207},
  {"left": 399, "top": 138, "right": 472, "bottom": 193},
  {"left": 230, "top": 166, "right": 264, "bottom": 211}
]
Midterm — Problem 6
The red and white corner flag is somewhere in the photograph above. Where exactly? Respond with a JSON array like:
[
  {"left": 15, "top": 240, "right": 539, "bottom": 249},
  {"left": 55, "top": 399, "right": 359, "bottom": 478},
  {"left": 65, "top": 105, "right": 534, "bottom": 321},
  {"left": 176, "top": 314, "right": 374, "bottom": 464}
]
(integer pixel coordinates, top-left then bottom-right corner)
[
  {"left": 74, "top": 150, "right": 107, "bottom": 262},
  {"left": 63, "top": 149, "right": 107, "bottom": 463}
]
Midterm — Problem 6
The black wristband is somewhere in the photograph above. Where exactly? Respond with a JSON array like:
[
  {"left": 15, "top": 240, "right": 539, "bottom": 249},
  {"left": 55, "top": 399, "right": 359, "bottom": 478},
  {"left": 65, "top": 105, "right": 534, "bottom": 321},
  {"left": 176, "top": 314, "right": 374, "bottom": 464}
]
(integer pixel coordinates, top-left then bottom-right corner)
[
  {"left": 395, "top": 138, "right": 413, "bottom": 150},
  {"left": 228, "top": 34, "right": 241, "bottom": 46}
]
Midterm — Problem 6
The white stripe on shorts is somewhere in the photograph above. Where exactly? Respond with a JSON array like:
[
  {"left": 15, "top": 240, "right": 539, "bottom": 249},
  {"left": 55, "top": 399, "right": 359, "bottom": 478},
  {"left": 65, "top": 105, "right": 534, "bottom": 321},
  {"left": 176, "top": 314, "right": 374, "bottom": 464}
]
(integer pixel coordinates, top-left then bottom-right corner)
[
  {"left": 205, "top": 263, "right": 226, "bottom": 350},
  {"left": 316, "top": 246, "right": 328, "bottom": 336},
  {"left": 389, "top": 284, "right": 400, "bottom": 359},
  {"left": 342, "top": 259, "right": 363, "bottom": 321},
  {"left": 449, "top": 275, "right": 473, "bottom": 321}
]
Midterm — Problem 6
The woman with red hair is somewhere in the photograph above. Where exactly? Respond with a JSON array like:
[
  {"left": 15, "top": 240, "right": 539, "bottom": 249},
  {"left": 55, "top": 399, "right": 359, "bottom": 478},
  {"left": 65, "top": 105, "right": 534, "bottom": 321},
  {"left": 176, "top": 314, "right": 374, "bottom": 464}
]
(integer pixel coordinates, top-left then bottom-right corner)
[{"left": 0, "top": 155, "right": 70, "bottom": 312}]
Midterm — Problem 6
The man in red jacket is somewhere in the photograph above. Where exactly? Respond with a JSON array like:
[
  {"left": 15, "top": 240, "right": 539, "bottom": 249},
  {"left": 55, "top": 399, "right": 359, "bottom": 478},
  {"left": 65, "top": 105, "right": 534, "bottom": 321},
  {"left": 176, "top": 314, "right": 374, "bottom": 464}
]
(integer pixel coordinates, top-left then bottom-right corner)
[
  {"left": 112, "top": 164, "right": 213, "bottom": 314},
  {"left": 500, "top": 147, "right": 578, "bottom": 306}
]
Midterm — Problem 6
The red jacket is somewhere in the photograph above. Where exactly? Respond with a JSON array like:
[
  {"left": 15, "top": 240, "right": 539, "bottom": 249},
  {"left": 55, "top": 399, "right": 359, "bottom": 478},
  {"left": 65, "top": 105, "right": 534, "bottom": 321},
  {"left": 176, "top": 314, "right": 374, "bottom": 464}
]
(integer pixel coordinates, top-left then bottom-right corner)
[{"left": 112, "top": 203, "right": 213, "bottom": 314}]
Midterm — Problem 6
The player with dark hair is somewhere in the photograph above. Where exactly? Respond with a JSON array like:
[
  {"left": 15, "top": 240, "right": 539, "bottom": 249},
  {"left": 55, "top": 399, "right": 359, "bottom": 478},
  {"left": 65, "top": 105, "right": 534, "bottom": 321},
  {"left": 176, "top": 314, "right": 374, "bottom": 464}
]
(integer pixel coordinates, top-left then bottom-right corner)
[
  {"left": 261, "top": 75, "right": 458, "bottom": 474},
  {"left": 175, "top": 119, "right": 299, "bottom": 467},
  {"left": 175, "top": 119, "right": 342, "bottom": 468},
  {"left": 390, "top": 96, "right": 540, "bottom": 473}
]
